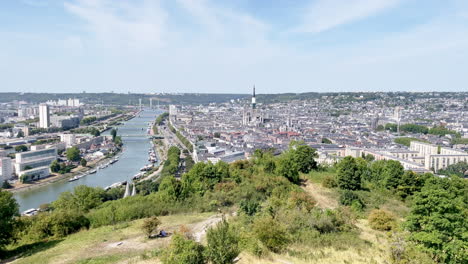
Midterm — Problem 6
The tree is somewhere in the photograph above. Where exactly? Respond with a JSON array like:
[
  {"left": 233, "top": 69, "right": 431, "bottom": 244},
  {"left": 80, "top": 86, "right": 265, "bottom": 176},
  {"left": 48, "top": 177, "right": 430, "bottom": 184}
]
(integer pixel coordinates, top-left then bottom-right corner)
[
  {"left": 16, "top": 130, "right": 24, "bottom": 138},
  {"left": 336, "top": 156, "right": 363, "bottom": 190},
  {"left": 110, "top": 128, "right": 117, "bottom": 141},
  {"left": 382, "top": 160, "right": 404, "bottom": 189},
  {"left": 50, "top": 160, "right": 61, "bottom": 173},
  {"left": 0, "top": 189, "right": 19, "bottom": 249},
  {"left": 80, "top": 158, "right": 87, "bottom": 167},
  {"left": 206, "top": 219, "right": 240, "bottom": 264},
  {"left": 289, "top": 143, "right": 318, "bottom": 173},
  {"left": 162, "top": 234, "right": 206, "bottom": 264},
  {"left": 142, "top": 216, "right": 161, "bottom": 238},
  {"left": 276, "top": 156, "right": 299, "bottom": 184},
  {"left": 52, "top": 185, "right": 105, "bottom": 212},
  {"left": 66, "top": 146, "right": 81, "bottom": 162},
  {"left": 14, "top": 145, "right": 28, "bottom": 152},
  {"left": 253, "top": 216, "right": 290, "bottom": 253},
  {"left": 396, "top": 171, "right": 430, "bottom": 199},
  {"left": 406, "top": 179, "right": 467, "bottom": 263}
]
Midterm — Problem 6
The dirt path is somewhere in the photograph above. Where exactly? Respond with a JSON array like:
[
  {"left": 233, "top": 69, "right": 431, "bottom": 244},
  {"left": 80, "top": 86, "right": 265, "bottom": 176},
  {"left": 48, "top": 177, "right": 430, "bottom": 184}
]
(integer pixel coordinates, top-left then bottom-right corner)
[
  {"left": 301, "top": 180, "right": 338, "bottom": 209},
  {"left": 192, "top": 214, "right": 223, "bottom": 242}
]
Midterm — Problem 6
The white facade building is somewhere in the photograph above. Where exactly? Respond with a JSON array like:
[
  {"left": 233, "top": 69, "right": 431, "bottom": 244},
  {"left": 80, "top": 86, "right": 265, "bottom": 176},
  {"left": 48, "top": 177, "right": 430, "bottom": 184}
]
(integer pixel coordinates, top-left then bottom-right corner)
[
  {"left": 39, "top": 103, "right": 50, "bottom": 128},
  {"left": 14, "top": 148, "right": 57, "bottom": 182},
  {"left": 60, "top": 133, "right": 76, "bottom": 147},
  {"left": 0, "top": 157, "right": 13, "bottom": 182}
]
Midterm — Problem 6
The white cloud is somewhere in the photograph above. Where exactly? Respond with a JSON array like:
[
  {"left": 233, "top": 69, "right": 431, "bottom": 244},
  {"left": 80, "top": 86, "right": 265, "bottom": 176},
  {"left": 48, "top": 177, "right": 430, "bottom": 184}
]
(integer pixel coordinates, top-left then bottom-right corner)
[
  {"left": 64, "top": 0, "right": 168, "bottom": 51},
  {"left": 294, "top": 0, "right": 401, "bottom": 34}
]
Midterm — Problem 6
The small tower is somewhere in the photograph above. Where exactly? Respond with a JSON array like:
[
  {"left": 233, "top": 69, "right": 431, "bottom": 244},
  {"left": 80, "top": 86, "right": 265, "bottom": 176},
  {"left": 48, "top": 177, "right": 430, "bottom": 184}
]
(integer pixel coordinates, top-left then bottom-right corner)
[
  {"left": 131, "top": 183, "right": 136, "bottom": 196},
  {"left": 124, "top": 182, "right": 131, "bottom": 198}
]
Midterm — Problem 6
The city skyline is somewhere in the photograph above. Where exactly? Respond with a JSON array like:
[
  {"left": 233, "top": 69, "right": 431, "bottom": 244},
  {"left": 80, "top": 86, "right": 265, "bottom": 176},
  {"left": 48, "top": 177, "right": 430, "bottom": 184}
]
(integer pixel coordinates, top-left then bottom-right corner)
[{"left": 1, "top": 0, "right": 468, "bottom": 94}]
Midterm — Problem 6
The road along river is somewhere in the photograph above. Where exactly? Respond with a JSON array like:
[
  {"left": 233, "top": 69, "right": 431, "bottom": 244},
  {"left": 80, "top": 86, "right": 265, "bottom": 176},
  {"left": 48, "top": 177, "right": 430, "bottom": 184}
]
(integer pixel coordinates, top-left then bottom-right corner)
[{"left": 14, "top": 109, "right": 162, "bottom": 212}]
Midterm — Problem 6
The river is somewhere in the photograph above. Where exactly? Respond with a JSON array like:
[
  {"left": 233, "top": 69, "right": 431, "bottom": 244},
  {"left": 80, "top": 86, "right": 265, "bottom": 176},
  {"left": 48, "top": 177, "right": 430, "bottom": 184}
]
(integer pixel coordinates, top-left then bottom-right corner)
[{"left": 14, "top": 109, "right": 162, "bottom": 212}]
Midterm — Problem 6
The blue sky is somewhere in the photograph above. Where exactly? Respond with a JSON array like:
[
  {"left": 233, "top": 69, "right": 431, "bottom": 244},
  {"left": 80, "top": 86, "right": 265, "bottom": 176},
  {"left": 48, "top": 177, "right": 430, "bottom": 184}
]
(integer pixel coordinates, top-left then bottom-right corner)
[{"left": 1, "top": 0, "right": 468, "bottom": 94}]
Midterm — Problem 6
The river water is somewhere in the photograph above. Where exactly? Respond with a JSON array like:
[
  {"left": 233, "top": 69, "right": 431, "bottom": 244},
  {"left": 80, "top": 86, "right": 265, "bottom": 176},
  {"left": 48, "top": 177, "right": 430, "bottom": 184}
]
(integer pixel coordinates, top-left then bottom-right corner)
[{"left": 14, "top": 109, "right": 161, "bottom": 212}]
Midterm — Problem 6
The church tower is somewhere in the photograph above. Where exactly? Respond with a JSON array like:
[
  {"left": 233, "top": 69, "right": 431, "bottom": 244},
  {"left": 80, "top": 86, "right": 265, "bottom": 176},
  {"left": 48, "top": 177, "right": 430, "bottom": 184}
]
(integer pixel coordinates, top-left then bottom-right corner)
[{"left": 251, "top": 85, "right": 256, "bottom": 109}]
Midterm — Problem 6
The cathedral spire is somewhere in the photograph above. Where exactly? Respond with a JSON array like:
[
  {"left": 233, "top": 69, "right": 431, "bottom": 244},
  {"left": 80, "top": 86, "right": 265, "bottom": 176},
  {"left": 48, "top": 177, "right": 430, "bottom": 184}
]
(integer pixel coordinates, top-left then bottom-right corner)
[{"left": 251, "top": 85, "right": 256, "bottom": 109}]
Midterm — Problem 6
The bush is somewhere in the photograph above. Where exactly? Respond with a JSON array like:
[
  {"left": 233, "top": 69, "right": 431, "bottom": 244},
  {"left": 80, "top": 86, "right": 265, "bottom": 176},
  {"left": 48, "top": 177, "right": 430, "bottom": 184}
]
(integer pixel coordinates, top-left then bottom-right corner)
[
  {"left": 161, "top": 234, "right": 206, "bottom": 264},
  {"left": 368, "top": 209, "right": 396, "bottom": 231},
  {"left": 239, "top": 199, "right": 260, "bottom": 216},
  {"left": 253, "top": 217, "right": 290, "bottom": 253},
  {"left": 339, "top": 190, "right": 361, "bottom": 206},
  {"left": 322, "top": 175, "right": 337, "bottom": 188},
  {"left": 142, "top": 216, "right": 161, "bottom": 238},
  {"left": 206, "top": 219, "right": 239, "bottom": 264}
]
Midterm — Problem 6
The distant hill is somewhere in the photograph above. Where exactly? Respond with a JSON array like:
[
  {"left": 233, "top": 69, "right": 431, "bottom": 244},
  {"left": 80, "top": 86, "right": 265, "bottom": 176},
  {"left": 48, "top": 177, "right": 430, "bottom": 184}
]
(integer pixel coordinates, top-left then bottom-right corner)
[{"left": 0, "top": 92, "right": 249, "bottom": 106}]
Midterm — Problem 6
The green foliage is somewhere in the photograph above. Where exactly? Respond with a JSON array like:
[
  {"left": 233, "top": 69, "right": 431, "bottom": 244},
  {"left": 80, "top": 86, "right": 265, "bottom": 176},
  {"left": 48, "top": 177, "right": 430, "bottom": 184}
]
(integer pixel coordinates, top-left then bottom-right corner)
[
  {"left": 239, "top": 199, "right": 260, "bottom": 216},
  {"left": 336, "top": 156, "right": 364, "bottom": 190},
  {"left": 400, "top": 124, "right": 429, "bottom": 134},
  {"left": 110, "top": 128, "right": 117, "bottom": 141},
  {"left": 1, "top": 180, "right": 12, "bottom": 189},
  {"left": 428, "top": 126, "right": 460, "bottom": 137},
  {"left": 50, "top": 160, "right": 60, "bottom": 173},
  {"left": 80, "top": 158, "right": 87, "bottom": 167},
  {"left": 322, "top": 174, "right": 337, "bottom": 188},
  {"left": 368, "top": 209, "right": 396, "bottom": 231},
  {"left": 321, "top": 137, "right": 332, "bottom": 144},
  {"left": 206, "top": 219, "right": 240, "bottom": 264},
  {"left": 382, "top": 160, "right": 405, "bottom": 189},
  {"left": 21, "top": 210, "right": 90, "bottom": 242},
  {"left": 0, "top": 189, "right": 19, "bottom": 249},
  {"left": 406, "top": 177, "right": 468, "bottom": 263},
  {"left": 451, "top": 137, "right": 468, "bottom": 145},
  {"left": 52, "top": 185, "right": 105, "bottom": 213},
  {"left": 289, "top": 142, "right": 318, "bottom": 173},
  {"left": 141, "top": 216, "right": 161, "bottom": 238},
  {"left": 253, "top": 216, "right": 290, "bottom": 253},
  {"left": 276, "top": 156, "right": 300, "bottom": 184},
  {"left": 80, "top": 116, "right": 97, "bottom": 125},
  {"left": 385, "top": 123, "right": 398, "bottom": 132},
  {"left": 437, "top": 161, "right": 468, "bottom": 178},
  {"left": 71, "top": 127, "right": 100, "bottom": 137},
  {"left": 14, "top": 145, "right": 28, "bottom": 152},
  {"left": 155, "top": 112, "right": 169, "bottom": 126},
  {"left": 162, "top": 234, "right": 206, "bottom": 264},
  {"left": 66, "top": 147, "right": 81, "bottom": 162},
  {"left": 16, "top": 130, "right": 24, "bottom": 138},
  {"left": 339, "top": 190, "right": 364, "bottom": 206},
  {"left": 395, "top": 171, "right": 430, "bottom": 199},
  {"left": 394, "top": 137, "right": 428, "bottom": 147}
]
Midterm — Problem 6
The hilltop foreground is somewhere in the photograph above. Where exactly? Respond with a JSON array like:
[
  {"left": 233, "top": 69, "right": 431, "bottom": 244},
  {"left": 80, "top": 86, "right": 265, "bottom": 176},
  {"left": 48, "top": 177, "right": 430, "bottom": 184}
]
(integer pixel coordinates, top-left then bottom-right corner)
[{"left": 1, "top": 144, "right": 466, "bottom": 264}]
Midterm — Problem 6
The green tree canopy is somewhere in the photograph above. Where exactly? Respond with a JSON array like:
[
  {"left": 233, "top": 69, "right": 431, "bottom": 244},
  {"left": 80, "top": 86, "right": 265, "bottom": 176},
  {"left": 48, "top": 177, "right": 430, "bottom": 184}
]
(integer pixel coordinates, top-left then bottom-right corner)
[
  {"left": 206, "top": 219, "right": 240, "bottom": 264},
  {"left": 0, "top": 189, "right": 19, "bottom": 249},
  {"left": 336, "top": 156, "right": 364, "bottom": 190},
  {"left": 66, "top": 146, "right": 81, "bottom": 162}
]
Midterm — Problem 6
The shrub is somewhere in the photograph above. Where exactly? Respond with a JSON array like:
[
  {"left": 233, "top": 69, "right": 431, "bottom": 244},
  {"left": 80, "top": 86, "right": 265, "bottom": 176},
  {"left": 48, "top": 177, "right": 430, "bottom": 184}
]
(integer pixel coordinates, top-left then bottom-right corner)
[
  {"left": 289, "top": 191, "right": 316, "bottom": 212},
  {"left": 310, "top": 208, "right": 353, "bottom": 234},
  {"left": 239, "top": 199, "right": 260, "bottom": 216},
  {"left": 322, "top": 175, "right": 337, "bottom": 188},
  {"left": 368, "top": 209, "right": 396, "bottom": 231},
  {"left": 253, "top": 217, "right": 290, "bottom": 253},
  {"left": 142, "top": 216, "right": 161, "bottom": 238},
  {"left": 339, "top": 190, "right": 361, "bottom": 206},
  {"left": 161, "top": 234, "right": 206, "bottom": 264},
  {"left": 206, "top": 219, "right": 239, "bottom": 264}
]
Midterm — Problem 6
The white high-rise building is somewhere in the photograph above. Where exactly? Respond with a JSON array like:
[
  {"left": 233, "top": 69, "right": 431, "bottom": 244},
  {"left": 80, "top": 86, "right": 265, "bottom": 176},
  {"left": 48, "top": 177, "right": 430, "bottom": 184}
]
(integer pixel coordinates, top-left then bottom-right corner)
[
  {"left": 60, "top": 133, "right": 76, "bottom": 147},
  {"left": 39, "top": 103, "right": 50, "bottom": 128},
  {"left": 0, "top": 157, "right": 13, "bottom": 182}
]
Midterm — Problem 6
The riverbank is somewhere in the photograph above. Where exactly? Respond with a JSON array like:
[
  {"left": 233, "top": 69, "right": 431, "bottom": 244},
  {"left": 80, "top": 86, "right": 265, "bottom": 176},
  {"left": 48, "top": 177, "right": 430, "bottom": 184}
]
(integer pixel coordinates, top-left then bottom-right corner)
[{"left": 9, "top": 150, "right": 122, "bottom": 194}]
